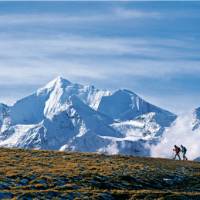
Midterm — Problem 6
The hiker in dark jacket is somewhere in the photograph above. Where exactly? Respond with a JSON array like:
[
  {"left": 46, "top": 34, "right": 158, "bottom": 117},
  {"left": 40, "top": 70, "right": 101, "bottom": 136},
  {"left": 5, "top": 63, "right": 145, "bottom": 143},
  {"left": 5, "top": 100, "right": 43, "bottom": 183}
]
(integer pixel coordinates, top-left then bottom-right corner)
[
  {"left": 181, "top": 145, "right": 188, "bottom": 160},
  {"left": 173, "top": 145, "right": 181, "bottom": 160}
]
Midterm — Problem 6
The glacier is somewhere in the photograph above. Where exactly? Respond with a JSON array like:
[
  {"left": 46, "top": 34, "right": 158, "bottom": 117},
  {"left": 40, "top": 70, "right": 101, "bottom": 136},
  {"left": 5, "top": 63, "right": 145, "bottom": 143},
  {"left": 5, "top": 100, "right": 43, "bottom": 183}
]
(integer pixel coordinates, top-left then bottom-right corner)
[{"left": 0, "top": 77, "right": 177, "bottom": 156}]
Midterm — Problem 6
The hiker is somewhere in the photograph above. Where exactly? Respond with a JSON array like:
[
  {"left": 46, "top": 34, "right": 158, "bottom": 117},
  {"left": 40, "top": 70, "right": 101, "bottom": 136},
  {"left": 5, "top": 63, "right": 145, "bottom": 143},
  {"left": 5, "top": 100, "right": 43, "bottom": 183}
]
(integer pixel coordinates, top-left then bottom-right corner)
[
  {"left": 173, "top": 145, "right": 181, "bottom": 160},
  {"left": 181, "top": 145, "right": 188, "bottom": 160}
]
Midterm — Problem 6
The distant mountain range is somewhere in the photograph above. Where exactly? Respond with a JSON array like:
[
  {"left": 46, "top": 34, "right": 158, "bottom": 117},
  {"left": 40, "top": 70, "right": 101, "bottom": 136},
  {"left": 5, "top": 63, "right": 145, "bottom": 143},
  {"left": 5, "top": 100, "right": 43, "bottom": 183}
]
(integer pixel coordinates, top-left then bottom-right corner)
[{"left": 0, "top": 76, "right": 185, "bottom": 156}]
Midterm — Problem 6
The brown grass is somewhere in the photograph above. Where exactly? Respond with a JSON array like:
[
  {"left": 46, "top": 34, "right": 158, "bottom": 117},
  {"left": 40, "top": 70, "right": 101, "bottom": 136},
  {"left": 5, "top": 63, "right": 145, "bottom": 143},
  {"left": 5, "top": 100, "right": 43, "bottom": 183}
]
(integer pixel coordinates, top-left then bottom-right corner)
[{"left": 0, "top": 148, "right": 199, "bottom": 199}]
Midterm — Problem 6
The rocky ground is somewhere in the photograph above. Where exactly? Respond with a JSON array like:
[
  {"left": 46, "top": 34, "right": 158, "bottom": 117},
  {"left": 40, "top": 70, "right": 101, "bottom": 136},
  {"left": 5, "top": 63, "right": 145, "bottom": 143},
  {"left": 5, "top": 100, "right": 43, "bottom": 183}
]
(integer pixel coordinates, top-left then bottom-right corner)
[{"left": 0, "top": 148, "right": 200, "bottom": 199}]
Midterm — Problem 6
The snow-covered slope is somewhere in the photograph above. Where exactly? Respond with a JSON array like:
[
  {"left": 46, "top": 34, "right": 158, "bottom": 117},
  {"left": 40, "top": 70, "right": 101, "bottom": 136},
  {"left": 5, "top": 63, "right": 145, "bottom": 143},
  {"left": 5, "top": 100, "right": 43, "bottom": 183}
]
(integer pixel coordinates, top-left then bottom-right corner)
[
  {"left": 0, "top": 77, "right": 176, "bottom": 156},
  {"left": 98, "top": 89, "right": 174, "bottom": 121},
  {"left": 9, "top": 77, "right": 111, "bottom": 125}
]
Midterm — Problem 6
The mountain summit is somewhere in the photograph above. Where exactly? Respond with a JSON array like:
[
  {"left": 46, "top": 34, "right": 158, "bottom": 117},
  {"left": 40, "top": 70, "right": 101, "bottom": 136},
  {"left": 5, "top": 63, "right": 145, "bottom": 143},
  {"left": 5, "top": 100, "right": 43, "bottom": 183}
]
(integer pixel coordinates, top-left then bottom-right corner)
[{"left": 0, "top": 77, "right": 176, "bottom": 155}]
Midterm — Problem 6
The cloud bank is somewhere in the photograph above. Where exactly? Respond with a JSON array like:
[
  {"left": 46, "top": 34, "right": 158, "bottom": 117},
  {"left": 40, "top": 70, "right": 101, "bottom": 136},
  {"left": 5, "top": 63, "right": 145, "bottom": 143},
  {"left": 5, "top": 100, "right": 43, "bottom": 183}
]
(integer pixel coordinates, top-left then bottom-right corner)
[{"left": 151, "top": 111, "right": 200, "bottom": 160}]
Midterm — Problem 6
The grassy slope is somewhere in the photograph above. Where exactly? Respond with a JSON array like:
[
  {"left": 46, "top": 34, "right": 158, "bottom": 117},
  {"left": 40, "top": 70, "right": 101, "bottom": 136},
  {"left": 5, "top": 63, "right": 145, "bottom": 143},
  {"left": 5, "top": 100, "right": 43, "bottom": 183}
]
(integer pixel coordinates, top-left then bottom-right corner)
[{"left": 0, "top": 148, "right": 200, "bottom": 199}]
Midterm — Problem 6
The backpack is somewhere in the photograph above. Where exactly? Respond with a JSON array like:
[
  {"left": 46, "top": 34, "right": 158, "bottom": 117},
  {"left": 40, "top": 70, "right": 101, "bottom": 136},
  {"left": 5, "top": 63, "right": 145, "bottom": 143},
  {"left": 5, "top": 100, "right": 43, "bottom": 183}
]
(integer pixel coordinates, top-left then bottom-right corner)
[
  {"left": 177, "top": 147, "right": 181, "bottom": 153},
  {"left": 183, "top": 146, "right": 187, "bottom": 153}
]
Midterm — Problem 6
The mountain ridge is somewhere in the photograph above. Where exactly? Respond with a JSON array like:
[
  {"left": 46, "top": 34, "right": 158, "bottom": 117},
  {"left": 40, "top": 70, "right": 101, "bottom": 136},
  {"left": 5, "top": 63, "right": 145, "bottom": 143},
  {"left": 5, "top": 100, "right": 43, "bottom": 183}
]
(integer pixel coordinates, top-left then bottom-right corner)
[{"left": 0, "top": 77, "right": 176, "bottom": 155}]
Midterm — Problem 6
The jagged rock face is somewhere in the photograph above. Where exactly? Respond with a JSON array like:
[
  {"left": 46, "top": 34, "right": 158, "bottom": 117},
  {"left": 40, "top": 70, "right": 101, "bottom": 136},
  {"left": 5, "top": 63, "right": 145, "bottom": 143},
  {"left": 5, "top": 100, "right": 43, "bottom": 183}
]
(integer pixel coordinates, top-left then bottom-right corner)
[{"left": 0, "top": 77, "right": 176, "bottom": 155}]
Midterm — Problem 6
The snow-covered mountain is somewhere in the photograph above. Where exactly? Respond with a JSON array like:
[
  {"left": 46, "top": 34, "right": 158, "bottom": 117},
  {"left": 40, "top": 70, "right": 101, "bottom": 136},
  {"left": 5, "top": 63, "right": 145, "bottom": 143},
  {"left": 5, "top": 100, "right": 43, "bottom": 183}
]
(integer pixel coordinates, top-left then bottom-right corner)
[
  {"left": 98, "top": 89, "right": 174, "bottom": 121},
  {"left": 0, "top": 77, "right": 176, "bottom": 156}
]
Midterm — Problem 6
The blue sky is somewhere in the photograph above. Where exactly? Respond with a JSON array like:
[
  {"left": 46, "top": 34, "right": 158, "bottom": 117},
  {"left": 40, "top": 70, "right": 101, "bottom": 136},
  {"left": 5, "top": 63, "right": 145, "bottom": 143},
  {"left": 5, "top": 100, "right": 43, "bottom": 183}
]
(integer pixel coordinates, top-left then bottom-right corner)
[{"left": 0, "top": 1, "right": 200, "bottom": 114}]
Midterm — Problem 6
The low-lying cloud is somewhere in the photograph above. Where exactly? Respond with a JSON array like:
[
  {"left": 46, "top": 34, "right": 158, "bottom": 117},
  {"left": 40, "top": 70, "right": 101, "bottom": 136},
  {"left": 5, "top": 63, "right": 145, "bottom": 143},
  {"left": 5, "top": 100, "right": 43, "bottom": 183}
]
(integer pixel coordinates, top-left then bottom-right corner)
[{"left": 151, "top": 111, "right": 200, "bottom": 160}]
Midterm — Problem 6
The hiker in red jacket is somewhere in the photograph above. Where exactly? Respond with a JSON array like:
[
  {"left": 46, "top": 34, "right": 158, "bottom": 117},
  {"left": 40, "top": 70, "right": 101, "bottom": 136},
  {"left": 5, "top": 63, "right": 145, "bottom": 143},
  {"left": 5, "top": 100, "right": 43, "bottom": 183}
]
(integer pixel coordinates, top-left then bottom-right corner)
[{"left": 173, "top": 145, "right": 181, "bottom": 160}]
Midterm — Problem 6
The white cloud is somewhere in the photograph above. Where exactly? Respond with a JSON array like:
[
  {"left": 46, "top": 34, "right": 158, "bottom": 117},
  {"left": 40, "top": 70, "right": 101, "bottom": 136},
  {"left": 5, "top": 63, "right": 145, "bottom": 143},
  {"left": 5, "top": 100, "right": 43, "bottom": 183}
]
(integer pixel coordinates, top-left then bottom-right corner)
[
  {"left": 114, "top": 7, "right": 161, "bottom": 19},
  {"left": 0, "top": 35, "right": 198, "bottom": 58},
  {"left": 0, "top": 7, "right": 161, "bottom": 26},
  {"left": 0, "top": 35, "right": 199, "bottom": 65},
  {"left": 0, "top": 37, "right": 200, "bottom": 87},
  {"left": 0, "top": 14, "right": 102, "bottom": 25},
  {"left": 151, "top": 111, "right": 200, "bottom": 160}
]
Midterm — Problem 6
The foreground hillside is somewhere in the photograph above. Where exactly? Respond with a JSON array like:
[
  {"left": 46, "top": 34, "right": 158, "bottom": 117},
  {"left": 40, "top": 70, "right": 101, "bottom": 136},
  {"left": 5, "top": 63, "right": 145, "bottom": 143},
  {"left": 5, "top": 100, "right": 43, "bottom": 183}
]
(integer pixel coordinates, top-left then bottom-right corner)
[{"left": 0, "top": 148, "right": 200, "bottom": 199}]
